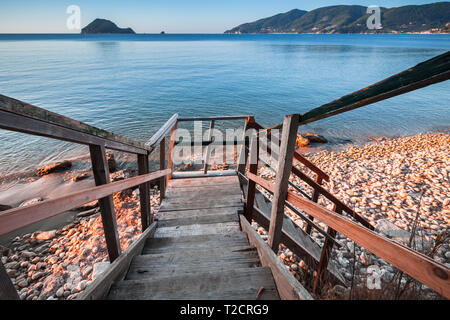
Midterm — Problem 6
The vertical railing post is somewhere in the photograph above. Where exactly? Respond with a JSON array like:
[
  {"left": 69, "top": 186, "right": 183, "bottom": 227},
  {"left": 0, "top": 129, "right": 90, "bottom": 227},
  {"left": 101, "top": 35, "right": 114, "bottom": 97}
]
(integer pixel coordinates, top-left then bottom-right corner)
[
  {"left": 203, "top": 120, "right": 215, "bottom": 174},
  {"left": 237, "top": 117, "right": 253, "bottom": 176},
  {"left": 137, "top": 153, "right": 151, "bottom": 231},
  {"left": 89, "top": 144, "right": 121, "bottom": 262},
  {"left": 305, "top": 175, "right": 323, "bottom": 234},
  {"left": 159, "top": 137, "right": 166, "bottom": 200},
  {"left": 244, "top": 133, "right": 259, "bottom": 222},
  {"left": 267, "top": 114, "right": 299, "bottom": 252},
  {"left": 0, "top": 260, "right": 19, "bottom": 300},
  {"left": 167, "top": 121, "right": 178, "bottom": 181},
  {"left": 313, "top": 204, "right": 341, "bottom": 293}
]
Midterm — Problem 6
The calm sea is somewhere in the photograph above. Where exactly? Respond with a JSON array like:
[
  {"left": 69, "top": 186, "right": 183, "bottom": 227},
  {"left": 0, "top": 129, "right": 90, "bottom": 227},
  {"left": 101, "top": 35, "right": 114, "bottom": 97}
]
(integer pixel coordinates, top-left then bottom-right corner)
[{"left": 0, "top": 34, "right": 449, "bottom": 176}]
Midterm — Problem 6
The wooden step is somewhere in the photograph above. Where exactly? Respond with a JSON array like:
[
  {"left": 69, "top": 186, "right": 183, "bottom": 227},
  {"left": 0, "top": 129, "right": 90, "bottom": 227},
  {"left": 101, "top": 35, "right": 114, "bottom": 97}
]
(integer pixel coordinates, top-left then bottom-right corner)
[
  {"left": 154, "top": 221, "right": 241, "bottom": 238},
  {"left": 156, "top": 212, "right": 239, "bottom": 228},
  {"left": 159, "top": 197, "right": 243, "bottom": 212},
  {"left": 142, "top": 232, "right": 251, "bottom": 254},
  {"left": 155, "top": 207, "right": 239, "bottom": 221},
  {"left": 126, "top": 248, "right": 260, "bottom": 279},
  {"left": 107, "top": 267, "right": 280, "bottom": 300}
]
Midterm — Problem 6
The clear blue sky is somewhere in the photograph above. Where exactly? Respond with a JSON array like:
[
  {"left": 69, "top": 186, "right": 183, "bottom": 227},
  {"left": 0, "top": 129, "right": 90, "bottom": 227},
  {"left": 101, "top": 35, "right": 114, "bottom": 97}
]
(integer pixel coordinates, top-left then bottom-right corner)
[{"left": 0, "top": 0, "right": 439, "bottom": 33}]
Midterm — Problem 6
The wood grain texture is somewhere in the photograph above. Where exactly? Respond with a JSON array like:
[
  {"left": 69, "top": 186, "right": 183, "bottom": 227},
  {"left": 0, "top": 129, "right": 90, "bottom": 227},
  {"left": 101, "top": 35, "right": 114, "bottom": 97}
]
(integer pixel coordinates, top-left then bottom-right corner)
[
  {"left": 268, "top": 114, "right": 299, "bottom": 251},
  {"left": 89, "top": 144, "right": 121, "bottom": 262},
  {"left": 291, "top": 166, "right": 373, "bottom": 230},
  {"left": 245, "top": 135, "right": 259, "bottom": 221},
  {"left": 107, "top": 267, "right": 279, "bottom": 300},
  {"left": 0, "top": 94, "right": 148, "bottom": 154},
  {"left": 299, "top": 51, "right": 450, "bottom": 125},
  {"left": 0, "top": 109, "right": 146, "bottom": 155},
  {"left": 137, "top": 153, "right": 151, "bottom": 230}
]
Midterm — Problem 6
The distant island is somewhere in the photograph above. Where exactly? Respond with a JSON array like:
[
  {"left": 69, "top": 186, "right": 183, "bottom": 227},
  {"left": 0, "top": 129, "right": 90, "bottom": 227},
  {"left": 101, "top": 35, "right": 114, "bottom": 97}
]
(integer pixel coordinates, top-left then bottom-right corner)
[
  {"left": 225, "top": 2, "right": 450, "bottom": 34},
  {"left": 81, "top": 19, "right": 135, "bottom": 34}
]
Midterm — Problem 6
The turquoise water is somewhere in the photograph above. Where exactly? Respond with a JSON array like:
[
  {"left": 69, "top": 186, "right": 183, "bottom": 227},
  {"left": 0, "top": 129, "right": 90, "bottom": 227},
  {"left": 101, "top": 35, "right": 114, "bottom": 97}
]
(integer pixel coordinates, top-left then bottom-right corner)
[{"left": 0, "top": 34, "right": 449, "bottom": 176}]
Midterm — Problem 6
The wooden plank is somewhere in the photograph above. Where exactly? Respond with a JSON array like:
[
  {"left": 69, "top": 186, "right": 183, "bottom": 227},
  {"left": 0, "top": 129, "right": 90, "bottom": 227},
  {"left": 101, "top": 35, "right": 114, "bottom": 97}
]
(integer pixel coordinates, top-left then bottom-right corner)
[
  {"left": 177, "top": 115, "right": 253, "bottom": 122},
  {"left": 159, "top": 137, "right": 166, "bottom": 200},
  {"left": 250, "top": 197, "right": 346, "bottom": 285},
  {"left": 203, "top": 120, "right": 215, "bottom": 174},
  {"left": 0, "top": 94, "right": 148, "bottom": 154},
  {"left": 0, "top": 110, "right": 147, "bottom": 155},
  {"left": 293, "top": 152, "right": 330, "bottom": 182},
  {"left": 143, "top": 232, "right": 251, "bottom": 254},
  {"left": 243, "top": 173, "right": 341, "bottom": 248},
  {"left": 77, "top": 222, "right": 157, "bottom": 300},
  {"left": 137, "top": 153, "right": 151, "bottom": 231},
  {"left": 159, "top": 195, "right": 243, "bottom": 212},
  {"left": 299, "top": 51, "right": 450, "bottom": 125},
  {"left": 165, "top": 186, "right": 242, "bottom": 199},
  {"left": 89, "top": 144, "right": 121, "bottom": 262},
  {"left": 156, "top": 213, "right": 238, "bottom": 228},
  {"left": 306, "top": 175, "right": 323, "bottom": 234},
  {"left": 240, "top": 215, "right": 313, "bottom": 300},
  {"left": 0, "top": 169, "right": 170, "bottom": 236},
  {"left": 240, "top": 176, "right": 345, "bottom": 284},
  {"left": 167, "top": 121, "right": 178, "bottom": 181},
  {"left": 145, "top": 114, "right": 178, "bottom": 149},
  {"left": 170, "top": 170, "right": 237, "bottom": 179},
  {"left": 291, "top": 166, "right": 374, "bottom": 230},
  {"left": 154, "top": 221, "right": 241, "bottom": 238},
  {"left": 268, "top": 114, "right": 299, "bottom": 252},
  {"left": 127, "top": 258, "right": 260, "bottom": 279},
  {"left": 286, "top": 191, "right": 450, "bottom": 299},
  {"left": 255, "top": 120, "right": 329, "bottom": 183},
  {"left": 245, "top": 135, "right": 259, "bottom": 221},
  {"left": 107, "top": 267, "right": 279, "bottom": 300},
  {"left": 0, "top": 260, "right": 19, "bottom": 300},
  {"left": 155, "top": 207, "right": 239, "bottom": 220},
  {"left": 237, "top": 117, "right": 252, "bottom": 175},
  {"left": 128, "top": 248, "right": 259, "bottom": 279}
]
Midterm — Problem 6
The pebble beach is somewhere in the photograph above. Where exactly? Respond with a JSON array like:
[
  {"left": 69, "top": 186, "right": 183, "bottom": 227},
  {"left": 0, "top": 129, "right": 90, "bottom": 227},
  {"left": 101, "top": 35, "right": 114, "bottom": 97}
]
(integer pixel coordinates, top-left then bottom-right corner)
[
  {"left": 257, "top": 132, "right": 449, "bottom": 299},
  {"left": 0, "top": 132, "right": 449, "bottom": 300}
]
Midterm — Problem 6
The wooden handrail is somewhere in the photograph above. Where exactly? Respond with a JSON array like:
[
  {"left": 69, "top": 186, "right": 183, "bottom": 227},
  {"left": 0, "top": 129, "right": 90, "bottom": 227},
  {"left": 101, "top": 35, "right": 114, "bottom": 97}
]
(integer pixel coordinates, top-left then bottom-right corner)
[
  {"left": 0, "top": 94, "right": 149, "bottom": 154},
  {"left": 145, "top": 114, "right": 178, "bottom": 149},
  {"left": 299, "top": 51, "right": 450, "bottom": 125},
  {"left": 177, "top": 115, "right": 253, "bottom": 122},
  {"left": 286, "top": 191, "right": 450, "bottom": 299},
  {"left": 0, "top": 169, "right": 171, "bottom": 236}
]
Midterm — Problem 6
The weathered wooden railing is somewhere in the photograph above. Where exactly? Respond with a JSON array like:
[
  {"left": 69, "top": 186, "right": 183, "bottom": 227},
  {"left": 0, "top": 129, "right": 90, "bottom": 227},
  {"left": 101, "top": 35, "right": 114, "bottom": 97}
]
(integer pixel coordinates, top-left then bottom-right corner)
[
  {"left": 237, "top": 51, "right": 450, "bottom": 298},
  {"left": 167, "top": 115, "right": 252, "bottom": 179},
  {"left": 240, "top": 115, "right": 449, "bottom": 298},
  {"left": 0, "top": 95, "right": 177, "bottom": 299}
]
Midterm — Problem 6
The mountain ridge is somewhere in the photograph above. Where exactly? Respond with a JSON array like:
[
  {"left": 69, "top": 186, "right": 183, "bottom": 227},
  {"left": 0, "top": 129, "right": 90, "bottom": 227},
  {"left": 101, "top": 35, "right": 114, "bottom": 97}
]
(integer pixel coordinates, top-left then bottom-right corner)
[{"left": 225, "top": 2, "right": 450, "bottom": 34}]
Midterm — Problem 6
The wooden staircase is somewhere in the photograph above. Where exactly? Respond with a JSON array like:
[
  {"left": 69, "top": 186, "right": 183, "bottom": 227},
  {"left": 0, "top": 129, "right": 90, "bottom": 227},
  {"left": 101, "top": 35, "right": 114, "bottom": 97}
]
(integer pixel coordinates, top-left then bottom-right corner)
[{"left": 106, "top": 175, "right": 280, "bottom": 300}]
